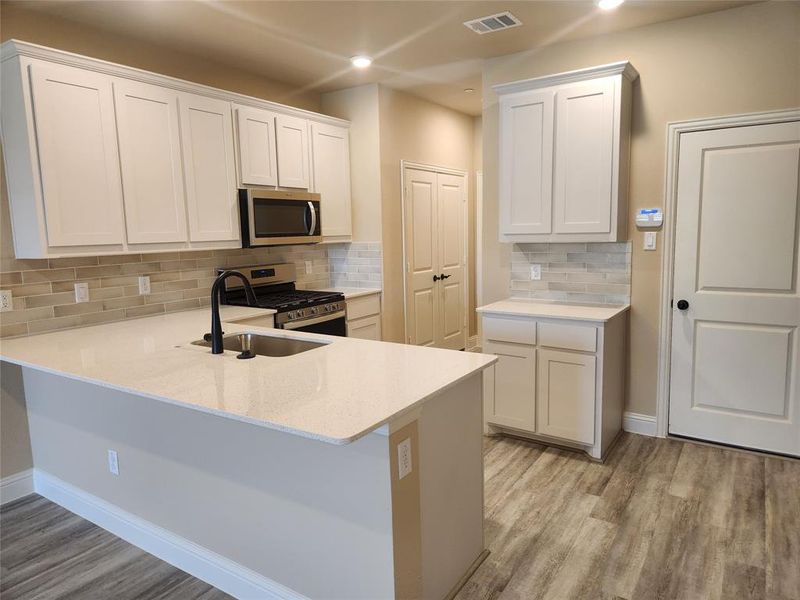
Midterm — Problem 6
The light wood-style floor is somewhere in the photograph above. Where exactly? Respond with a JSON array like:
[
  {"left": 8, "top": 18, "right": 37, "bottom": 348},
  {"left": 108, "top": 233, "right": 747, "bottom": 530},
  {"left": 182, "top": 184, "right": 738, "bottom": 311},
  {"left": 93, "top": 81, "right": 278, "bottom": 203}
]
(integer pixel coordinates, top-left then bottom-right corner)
[
  {"left": 1, "top": 433, "right": 798, "bottom": 600},
  {"left": 0, "top": 495, "right": 231, "bottom": 600},
  {"left": 456, "top": 433, "right": 800, "bottom": 600}
]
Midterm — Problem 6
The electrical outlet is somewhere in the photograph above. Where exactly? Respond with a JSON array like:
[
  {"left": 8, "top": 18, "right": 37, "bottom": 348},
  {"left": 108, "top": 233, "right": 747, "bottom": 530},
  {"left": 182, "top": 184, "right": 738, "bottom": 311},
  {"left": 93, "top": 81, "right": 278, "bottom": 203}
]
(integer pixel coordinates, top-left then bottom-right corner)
[
  {"left": 644, "top": 231, "right": 657, "bottom": 251},
  {"left": 107, "top": 449, "right": 119, "bottom": 476},
  {"left": 0, "top": 290, "right": 12, "bottom": 312},
  {"left": 74, "top": 282, "right": 89, "bottom": 303},
  {"left": 305, "top": 260, "right": 313, "bottom": 275},
  {"left": 138, "top": 275, "right": 151, "bottom": 295},
  {"left": 397, "top": 437, "right": 412, "bottom": 480},
  {"left": 530, "top": 264, "right": 542, "bottom": 281}
]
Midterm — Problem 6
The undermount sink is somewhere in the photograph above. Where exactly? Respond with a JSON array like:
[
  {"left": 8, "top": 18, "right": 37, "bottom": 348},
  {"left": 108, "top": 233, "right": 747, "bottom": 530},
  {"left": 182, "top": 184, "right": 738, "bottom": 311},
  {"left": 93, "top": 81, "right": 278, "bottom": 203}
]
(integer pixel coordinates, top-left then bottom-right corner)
[{"left": 192, "top": 332, "right": 328, "bottom": 357}]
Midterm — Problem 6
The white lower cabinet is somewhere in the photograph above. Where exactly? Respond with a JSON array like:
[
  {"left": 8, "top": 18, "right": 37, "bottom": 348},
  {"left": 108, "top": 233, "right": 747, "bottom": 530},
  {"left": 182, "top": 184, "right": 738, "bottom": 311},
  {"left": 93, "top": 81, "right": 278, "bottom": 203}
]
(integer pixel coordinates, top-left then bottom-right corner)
[
  {"left": 345, "top": 292, "right": 382, "bottom": 340},
  {"left": 481, "top": 311, "right": 626, "bottom": 460}
]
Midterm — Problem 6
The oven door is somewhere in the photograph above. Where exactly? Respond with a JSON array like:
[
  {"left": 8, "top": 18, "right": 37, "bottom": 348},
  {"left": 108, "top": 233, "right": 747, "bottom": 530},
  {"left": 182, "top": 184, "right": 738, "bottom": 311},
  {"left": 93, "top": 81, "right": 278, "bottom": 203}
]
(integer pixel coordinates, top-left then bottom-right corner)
[
  {"left": 241, "top": 189, "right": 322, "bottom": 246},
  {"left": 281, "top": 312, "right": 347, "bottom": 337}
]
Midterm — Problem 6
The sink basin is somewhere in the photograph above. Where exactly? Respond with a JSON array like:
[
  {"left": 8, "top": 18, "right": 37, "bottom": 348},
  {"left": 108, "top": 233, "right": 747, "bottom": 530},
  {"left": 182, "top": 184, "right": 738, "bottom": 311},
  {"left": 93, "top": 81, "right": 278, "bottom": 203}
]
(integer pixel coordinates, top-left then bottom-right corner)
[{"left": 191, "top": 332, "right": 328, "bottom": 357}]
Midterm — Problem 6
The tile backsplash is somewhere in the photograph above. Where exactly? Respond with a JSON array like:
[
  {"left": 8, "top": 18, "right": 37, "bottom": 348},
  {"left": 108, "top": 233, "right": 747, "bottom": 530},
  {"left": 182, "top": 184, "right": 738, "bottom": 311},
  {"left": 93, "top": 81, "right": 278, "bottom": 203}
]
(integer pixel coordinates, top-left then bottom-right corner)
[
  {"left": 510, "top": 242, "right": 632, "bottom": 305},
  {"left": 0, "top": 242, "right": 381, "bottom": 338},
  {"left": 327, "top": 242, "right": 383, "bottom": 289}
]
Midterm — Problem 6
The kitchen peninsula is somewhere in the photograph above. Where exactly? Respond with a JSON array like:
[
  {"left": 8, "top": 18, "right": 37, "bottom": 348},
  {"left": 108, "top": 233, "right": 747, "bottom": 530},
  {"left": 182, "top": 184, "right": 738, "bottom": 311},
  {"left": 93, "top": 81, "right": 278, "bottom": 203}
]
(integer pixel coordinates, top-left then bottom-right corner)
[{"left": 0, "top": 306, "right": 496, "bottom": 600}]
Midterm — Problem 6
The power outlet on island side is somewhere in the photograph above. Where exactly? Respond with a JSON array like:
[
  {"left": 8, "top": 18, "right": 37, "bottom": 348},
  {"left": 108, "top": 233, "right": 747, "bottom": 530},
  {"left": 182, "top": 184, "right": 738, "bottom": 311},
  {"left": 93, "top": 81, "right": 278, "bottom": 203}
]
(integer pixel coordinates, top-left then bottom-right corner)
[{"left": 398, "top": 437, "right": 412, "bottom": 480}]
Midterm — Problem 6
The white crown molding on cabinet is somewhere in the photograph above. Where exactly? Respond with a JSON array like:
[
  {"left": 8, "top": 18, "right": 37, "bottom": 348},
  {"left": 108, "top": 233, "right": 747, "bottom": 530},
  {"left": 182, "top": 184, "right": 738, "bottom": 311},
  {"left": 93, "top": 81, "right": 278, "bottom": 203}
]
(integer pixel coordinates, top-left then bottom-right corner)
[
  {"left": 0, "top": 39, "right": 349, "bottom": 129},
  {"left": 492, "top": 61, "right": 639, "bottom": 96},
  {"left": 0, "top": 469, "right": 34, "bottom": 506},
  {"left": 33, "top": 470, "right": 310, "bottom": 600},
  {"left": 654, "top": 107, "right": 800, "bottom": 439}
]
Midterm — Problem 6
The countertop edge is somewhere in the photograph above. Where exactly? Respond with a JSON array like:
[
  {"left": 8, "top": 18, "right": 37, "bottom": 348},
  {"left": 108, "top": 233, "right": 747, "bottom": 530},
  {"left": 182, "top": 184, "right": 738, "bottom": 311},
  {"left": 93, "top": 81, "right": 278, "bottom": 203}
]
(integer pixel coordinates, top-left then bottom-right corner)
[{"left": 476, "top": 302, "right": 631, "bottom": 322}]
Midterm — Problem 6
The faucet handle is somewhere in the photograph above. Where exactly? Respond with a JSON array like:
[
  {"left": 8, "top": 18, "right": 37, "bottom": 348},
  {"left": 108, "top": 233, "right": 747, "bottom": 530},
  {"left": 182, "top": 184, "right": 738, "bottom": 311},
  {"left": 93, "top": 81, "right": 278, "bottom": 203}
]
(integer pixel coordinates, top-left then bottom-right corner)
[{"left": 203, "top": 332, "right": 222, "bottom": 343}]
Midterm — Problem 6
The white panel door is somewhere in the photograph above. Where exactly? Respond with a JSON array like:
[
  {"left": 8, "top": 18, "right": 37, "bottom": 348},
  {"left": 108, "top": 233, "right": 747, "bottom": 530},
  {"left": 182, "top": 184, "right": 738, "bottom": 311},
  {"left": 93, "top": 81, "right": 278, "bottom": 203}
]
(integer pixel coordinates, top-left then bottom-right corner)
[
  {"left": 178, "top": 93, "right": 239, "bottom": 242},
  {"left": 235, "top": 104, "right": 278, "bottom": 187},
  {"left": 484, "top": 340, "right": 536, "bottom": 432},
  {"left": 404, "top": 168, "right": 438, "bottom": 347},
  {"left": 499, "top": 90, "right": 554, "bottom": 235},
  {"left": 537, "top": 349, "right": 596, "bottom": 444},
  {"left": 436, "top": 173, "right": 467, "bottom": 350},
  {"left": 29, "top": 62, "right": 125, "bottom": 246},
  {"left": 276, "top": 114, "right": 310, "bottom": 189},
  {"left": 553, "top": 78, "right": 615, "bottom": 234},
  {"left": 114, "top": 80, "right": 187, "bottom": 244},
  {"left": 669, "top": 121, "right": 800, "bottom": 456},
  {"left": 310, "top": 122, "right": 352, "bottom": 238}
]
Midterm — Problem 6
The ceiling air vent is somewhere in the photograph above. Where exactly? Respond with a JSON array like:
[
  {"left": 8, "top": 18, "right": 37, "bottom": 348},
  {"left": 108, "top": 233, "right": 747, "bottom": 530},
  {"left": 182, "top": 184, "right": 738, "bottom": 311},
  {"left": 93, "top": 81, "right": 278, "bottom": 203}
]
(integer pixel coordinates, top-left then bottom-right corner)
[{"left": 463, "top": 11, "right": 522, "bottom": 35}]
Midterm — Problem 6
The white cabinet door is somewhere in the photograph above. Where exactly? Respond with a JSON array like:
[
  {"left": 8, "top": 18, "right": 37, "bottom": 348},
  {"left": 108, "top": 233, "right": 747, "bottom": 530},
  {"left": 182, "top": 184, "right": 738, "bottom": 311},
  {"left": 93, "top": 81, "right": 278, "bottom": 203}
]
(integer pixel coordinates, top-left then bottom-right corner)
[
  {"left": 178, "top": 93, "right": 239, "bottom": 242},
  {"left": 436, "top": 172, "right": 467, "bottom": 350},
  {"left": 499, "top": 90, "right": 554, "bottom": 235},
  {"left": 536, "top": 348, "right": 596, "bottom": 444},
  {"left": 348, "top": 315, "right": 381, "bottom": 340},
  {"left": 310, "top": 122, "right": 352, "bottom": 238},
  {"left": 553, "top": 78, "right": 615, "bottom": 234},
  {"left": 276, "top": 114, "right": 310, "bottom": 189},
  {"left": 235, "top": 104, "right": 278, "bottom": 187},
  {"left": 114, "top": 80, "right": 187, "bottom": 244},
  {"left": 29, "top": 62, "right": 125, "bottom": 247},
  {"left": 483, "top": 340, "right": 536, "bottom": 432}
]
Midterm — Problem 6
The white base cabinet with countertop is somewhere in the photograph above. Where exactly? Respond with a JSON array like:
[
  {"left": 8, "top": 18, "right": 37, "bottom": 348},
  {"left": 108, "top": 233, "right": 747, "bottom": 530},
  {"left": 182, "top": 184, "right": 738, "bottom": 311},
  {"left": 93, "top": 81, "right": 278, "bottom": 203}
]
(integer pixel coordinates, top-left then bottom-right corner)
[
  {"left": 342, "top": 289, "right": 382, "bottom": 340},
  {"left": 478, "top": 300, "right": 628, "bottom": 460}
]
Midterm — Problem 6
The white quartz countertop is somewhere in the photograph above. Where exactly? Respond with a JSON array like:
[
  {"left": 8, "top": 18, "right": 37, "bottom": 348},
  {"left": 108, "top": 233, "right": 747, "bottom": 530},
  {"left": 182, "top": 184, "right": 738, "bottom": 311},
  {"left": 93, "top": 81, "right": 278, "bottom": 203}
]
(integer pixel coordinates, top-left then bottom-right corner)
[
  {"left": 322, "top": 287, "right": 382, "bottom": 299},
  {"left": 477, "top": 299, "right": 630, "bottom": 322},
  {"left": 0, "top": 307, "right": 495, "bottom": 445}
]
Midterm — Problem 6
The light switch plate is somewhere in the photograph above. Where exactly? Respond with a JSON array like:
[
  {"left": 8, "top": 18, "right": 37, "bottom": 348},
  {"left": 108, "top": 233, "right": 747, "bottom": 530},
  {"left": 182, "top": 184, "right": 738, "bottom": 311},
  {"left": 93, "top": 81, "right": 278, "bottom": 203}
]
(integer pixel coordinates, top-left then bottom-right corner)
[
  {"left": 530, "top": 264, "right": 542, "bottom": 280},
  {"left": 107, "top": 449, "right": 119, "bottom": 476},
  {"left": 398, "top": 437, "right": 412, "bottom": 480},
  {"left": 644, "top": 231, "right": 657, "bottom": 251},
  {"left": 74, "top": 282, "right": 89, "bottom": 303}
]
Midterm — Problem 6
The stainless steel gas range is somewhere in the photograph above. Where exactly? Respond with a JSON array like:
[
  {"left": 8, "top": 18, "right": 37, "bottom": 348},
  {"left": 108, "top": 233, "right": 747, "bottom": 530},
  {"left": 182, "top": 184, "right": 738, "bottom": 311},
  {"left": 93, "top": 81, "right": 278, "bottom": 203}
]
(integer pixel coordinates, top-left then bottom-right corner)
[{"left": 217, "top": 263, "right": 347, "bottom": 336}]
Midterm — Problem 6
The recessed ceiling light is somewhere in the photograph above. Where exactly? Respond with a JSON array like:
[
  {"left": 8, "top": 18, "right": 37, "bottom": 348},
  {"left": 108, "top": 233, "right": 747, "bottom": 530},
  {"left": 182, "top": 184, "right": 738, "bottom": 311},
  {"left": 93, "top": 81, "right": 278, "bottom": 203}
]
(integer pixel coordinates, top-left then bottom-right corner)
[
  {"left": 597, "top": 0, "right": 625, "bottom": 10},
  {"left": 464, "top": 88, "right": 475, "bottom": 93},
  {"left": 350, "top": 55, "right": 372, "bottom": 69}
]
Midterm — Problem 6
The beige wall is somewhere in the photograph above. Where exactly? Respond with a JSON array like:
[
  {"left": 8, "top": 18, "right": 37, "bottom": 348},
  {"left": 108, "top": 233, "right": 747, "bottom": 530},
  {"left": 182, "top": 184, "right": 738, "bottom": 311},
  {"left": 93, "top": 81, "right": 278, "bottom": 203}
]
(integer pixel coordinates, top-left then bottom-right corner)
[
  {"left": 321, "top": 84, "right": 383, "bottom": 242},
  {"left": 378, "top": 87, "right": 476, "bottom": 343},
  {"left": 0, "top": 3, "right": 321, "bottom": 112},
  {"left": 482, "top": 1, "right": 800, "bottom": 416}
]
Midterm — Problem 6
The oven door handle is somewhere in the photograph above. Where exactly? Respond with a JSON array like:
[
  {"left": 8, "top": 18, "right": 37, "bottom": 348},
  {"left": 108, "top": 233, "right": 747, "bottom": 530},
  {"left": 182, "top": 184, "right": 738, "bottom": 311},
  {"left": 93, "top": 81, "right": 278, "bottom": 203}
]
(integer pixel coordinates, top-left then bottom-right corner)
[
  {"left": 306, "top": 202, "right": 317, "bottom": 236},
  {"left": 282, "top": 310, "right": 346, "bottom": 330}
]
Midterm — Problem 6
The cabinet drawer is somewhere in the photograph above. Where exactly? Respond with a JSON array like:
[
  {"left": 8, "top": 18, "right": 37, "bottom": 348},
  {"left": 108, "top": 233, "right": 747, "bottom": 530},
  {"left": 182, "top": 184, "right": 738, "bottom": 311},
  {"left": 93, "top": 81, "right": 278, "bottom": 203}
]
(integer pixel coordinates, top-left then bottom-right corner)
[
  {"left": 347, "top": 314, "right": 381, "bottom": 340},
  {"left": 538, "top": 322, "right": 596, "bottom": 352},
  {"left": 346, "top": 293, "right": 381, "bottom": 321},
  {"left": 482, "top": 316, "right": 536, "bottom": 345}
]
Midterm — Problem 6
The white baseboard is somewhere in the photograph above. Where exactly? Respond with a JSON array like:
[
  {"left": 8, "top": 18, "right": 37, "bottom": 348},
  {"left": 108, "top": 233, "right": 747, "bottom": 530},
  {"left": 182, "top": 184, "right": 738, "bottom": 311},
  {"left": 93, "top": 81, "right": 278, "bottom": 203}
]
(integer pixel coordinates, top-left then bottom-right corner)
[
  {"left": 623, "top": 412, "right": 658, "bottom": 437},
  {"left": 34, "top": 470, "right": 308, "bottom": 600},
  {"left": 0, "top": 468, "right": 34, "bottom": 505}
]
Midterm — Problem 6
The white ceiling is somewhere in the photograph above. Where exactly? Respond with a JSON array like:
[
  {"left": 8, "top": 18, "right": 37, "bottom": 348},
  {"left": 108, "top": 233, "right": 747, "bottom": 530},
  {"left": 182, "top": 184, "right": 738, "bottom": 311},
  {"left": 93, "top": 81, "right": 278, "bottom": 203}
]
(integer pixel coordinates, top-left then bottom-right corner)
[{"left": 7, "top": 0, "right": 756, "bottom": 115}]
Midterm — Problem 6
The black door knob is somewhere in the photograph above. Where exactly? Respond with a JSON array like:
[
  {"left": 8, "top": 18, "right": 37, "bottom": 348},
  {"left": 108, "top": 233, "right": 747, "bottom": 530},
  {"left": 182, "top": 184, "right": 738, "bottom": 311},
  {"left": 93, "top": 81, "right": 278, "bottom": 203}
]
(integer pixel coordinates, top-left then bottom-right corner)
[
  {"left": 433, "top": 274, "right": 441, "bottom": 282},
  {"left": 676, "top": 299, "right": 689, "bottom": 310}
]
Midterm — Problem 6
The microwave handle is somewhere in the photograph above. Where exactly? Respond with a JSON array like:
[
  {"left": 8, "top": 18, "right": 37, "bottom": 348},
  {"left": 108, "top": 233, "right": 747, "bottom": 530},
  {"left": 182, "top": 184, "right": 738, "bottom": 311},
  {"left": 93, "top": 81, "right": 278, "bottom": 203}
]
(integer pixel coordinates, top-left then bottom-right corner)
[{"left": 306, "top": 202, "right": 317, "bottom": 236}]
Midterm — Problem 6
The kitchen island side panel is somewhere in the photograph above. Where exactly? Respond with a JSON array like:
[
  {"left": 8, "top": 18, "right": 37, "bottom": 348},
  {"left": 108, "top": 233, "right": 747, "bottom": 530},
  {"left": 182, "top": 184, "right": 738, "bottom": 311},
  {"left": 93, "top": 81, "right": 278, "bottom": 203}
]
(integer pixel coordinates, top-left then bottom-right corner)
[{"left": 22, "top": 367, "right": 396, "bottom": 600}]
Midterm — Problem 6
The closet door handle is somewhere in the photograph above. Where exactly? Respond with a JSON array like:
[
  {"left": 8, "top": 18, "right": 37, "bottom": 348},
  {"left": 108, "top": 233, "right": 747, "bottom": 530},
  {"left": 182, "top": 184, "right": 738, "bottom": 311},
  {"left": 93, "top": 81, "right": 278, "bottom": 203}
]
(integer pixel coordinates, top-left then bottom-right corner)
[
  {"left": 433, "top": 274, "right": 441, "bottom": 282},
  {"left": 440, "top": 273, "right": 451, "bottom": 280}
]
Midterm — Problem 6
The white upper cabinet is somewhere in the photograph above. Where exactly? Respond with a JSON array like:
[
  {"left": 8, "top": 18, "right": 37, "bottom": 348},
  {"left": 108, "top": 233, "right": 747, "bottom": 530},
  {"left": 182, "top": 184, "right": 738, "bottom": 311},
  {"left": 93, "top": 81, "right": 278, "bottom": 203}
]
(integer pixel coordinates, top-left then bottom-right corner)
[
  {"left": 495, "top": 62, "right": 637, "bottom": 243},
  {"left": 310, "top": 122, "right": 352, "bottom": 239},
  {"left": 275, "top": 114, "right": 311, "bottom": 189},
  {"left": 28, "top": 62, "right": 126, "bottom": 247},
  {"left": 499, "top": 90, "right": 554, "bottom": 235},
  {"left": 235, "top": 104, "right": 278, "bottom": 187},
  {"left": 0, "top": 41, "right": 351, "bottom": 258},
  {"left": 178, "top": 93, "right": 239, "bottom": 242},
  {"left": 114, "top": 80, "right": 187, "bottom": 244}
]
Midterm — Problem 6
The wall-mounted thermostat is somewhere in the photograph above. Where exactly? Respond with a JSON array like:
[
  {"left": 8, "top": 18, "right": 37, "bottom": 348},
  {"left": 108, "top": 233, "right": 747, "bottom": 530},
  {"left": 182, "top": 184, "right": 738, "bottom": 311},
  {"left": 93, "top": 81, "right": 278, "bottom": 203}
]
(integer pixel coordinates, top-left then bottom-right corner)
[{"left": 635, "top": 208, "right": 663, "bottom": 229}]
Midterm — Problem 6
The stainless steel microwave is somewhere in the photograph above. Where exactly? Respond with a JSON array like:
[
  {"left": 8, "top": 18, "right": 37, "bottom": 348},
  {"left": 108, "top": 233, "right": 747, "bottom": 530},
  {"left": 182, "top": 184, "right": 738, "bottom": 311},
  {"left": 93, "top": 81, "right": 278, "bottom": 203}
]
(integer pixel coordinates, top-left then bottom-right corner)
[{"left": 239, "top": 188, "right": 322, "bottom": 247}]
